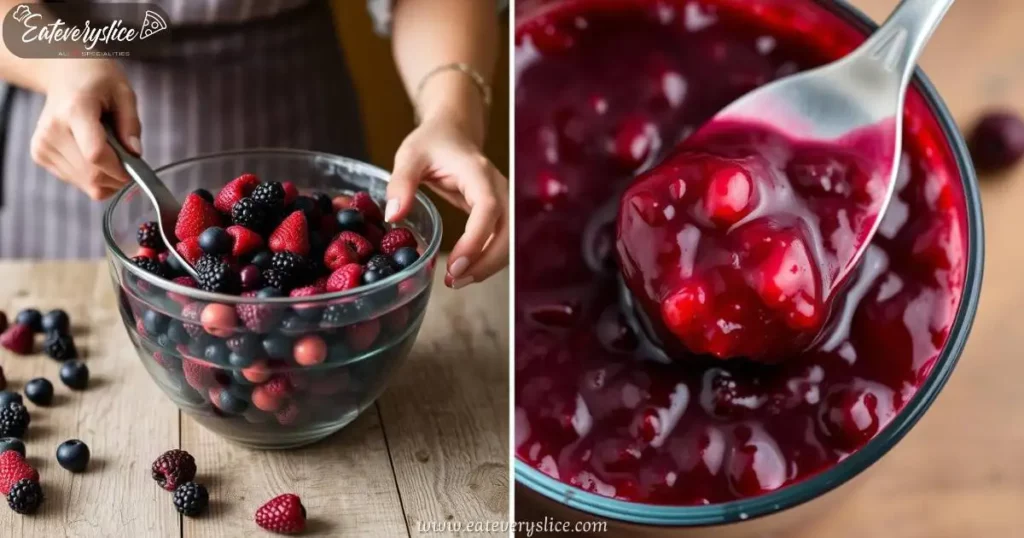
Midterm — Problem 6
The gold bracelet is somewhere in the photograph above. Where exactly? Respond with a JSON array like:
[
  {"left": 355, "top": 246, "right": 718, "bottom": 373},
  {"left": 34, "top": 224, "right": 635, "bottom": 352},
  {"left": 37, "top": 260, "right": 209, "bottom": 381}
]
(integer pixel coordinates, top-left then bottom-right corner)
[{"left": 414, "top": 62, "right": 492, "bottom": 123}]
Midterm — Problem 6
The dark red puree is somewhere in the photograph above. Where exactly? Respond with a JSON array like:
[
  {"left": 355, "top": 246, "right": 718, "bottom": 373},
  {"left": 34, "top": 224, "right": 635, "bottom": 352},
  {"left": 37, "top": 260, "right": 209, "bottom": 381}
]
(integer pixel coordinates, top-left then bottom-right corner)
[{"left": 515, "top": 0, "right": 968, "bottom": 505}]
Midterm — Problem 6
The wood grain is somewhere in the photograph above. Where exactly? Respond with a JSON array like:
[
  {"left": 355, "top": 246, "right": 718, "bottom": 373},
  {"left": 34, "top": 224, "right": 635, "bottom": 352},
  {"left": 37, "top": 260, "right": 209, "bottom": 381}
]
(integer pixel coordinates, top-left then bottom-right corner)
[{"left": 0, "top": 262, "right": 180, "bottom": 537}]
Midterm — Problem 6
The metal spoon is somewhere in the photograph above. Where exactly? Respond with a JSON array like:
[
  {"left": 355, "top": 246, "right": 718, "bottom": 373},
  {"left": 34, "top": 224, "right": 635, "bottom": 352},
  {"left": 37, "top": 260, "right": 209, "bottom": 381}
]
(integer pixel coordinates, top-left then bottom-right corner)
[
  {"left": 707, "top": 0, "right": 954, "bottom": 290},
  {"left": 102, "top": 118, "right": 199, "bottom": 279}
]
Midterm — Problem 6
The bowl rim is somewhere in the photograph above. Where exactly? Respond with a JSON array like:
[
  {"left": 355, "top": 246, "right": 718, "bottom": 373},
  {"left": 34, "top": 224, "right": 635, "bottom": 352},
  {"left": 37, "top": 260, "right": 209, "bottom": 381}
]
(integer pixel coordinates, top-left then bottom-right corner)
[
  {"left": 513, "top": 0, "right": 986, "bottom": 526},
  {"left": 102, "top": 148, "right": 443, "bottom": 305}
]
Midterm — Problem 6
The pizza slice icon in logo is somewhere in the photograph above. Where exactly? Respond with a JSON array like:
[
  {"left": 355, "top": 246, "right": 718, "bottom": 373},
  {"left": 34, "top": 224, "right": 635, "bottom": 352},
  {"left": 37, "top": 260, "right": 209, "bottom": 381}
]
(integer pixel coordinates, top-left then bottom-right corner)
[
  {"left": 139, "top": 10, "right": 167, "bottom": 40},
  {"left": 11, "top": 5, "right": 31, "bottom": 23}
]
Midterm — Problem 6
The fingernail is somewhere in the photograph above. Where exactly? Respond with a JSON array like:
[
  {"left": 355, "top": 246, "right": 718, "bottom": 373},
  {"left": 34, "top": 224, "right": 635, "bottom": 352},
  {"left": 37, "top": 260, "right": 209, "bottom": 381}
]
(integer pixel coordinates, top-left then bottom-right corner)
[
  {"left": 451, "top": 276, "right": 474, "bottom": 290},
  {"left": 128, "top": 136, "right": 142, "bottom": 155},
  {"left": 384, "top": 199, "right": 400, "bottom": 222},
  {"left": 448, "top": 257, "right": 470, "bottom": 278}
]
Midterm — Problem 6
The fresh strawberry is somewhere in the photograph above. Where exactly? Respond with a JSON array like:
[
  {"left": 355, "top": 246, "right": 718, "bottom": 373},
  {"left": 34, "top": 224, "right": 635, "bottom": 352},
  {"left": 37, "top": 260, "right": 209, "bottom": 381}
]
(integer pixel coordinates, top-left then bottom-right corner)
[
  {"left": 346, "top": 318, "right": 380, "bottom": 351},
  {"left": 226, "top": 225, "right": 264, "bottom": 257},
  {"left": 323, "top": 240, "right": 358, "bottom": 271},
  {"left": 268, "top": 211, "right": 310, "bottom": 257},
  {"left": 236, "top": 291, "right": 276, "bottom": 333},
  {"left": 274, "top": 403, "right": 301, "bottom": 427},
  {"left": 262, "top": 375, "right": 293, "bottom": 399},
  {"left": 380, "top": 227, "right": 416, "bottom": 255},
  {"left": 0, "top": 324, "right": 33, "bottom": 355},
  {"left": 174, "top": 192, "right": 223, "bottom": 241},
  {"left": 325, "top": 264, "right": 363, "bottom": 292},
  {"left": 332, "top": 231, "right": 373, "bottom": 261},
  {"left": 0, "top": 451, "right": 38, "bottom": 495},
  {"left": 255, "top": 493, "right": 307, "bottom": 534},
  {"left": 351, "top": 192, "right": 384, "bottom": 223},
  {"left": 175, "top": 237, "right": 204, "bottom": 266},
  {"left": 214, "top": 173, "right": 260, "bottom": 213},
  {"left": 168, "top": 276, "right": 198, "bottom": 306},
  {"left": 281, "top": 181, "right": 299, "bottom": 206},
  {"left": 182, "top": 359, "right": 215, "bottom": 391}
]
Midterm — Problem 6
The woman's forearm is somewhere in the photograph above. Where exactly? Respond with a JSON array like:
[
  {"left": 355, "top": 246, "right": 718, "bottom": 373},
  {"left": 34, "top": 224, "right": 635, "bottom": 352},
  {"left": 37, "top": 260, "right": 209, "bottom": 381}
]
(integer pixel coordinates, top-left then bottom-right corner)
[{"left": 390, "top": 0, "right": 499, "bottom": 146}]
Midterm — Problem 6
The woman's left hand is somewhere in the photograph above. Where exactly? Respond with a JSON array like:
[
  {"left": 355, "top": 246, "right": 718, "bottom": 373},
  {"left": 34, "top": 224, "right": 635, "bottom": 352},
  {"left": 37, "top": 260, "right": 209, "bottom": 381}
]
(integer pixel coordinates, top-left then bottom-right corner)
[{"left": 386, "top": 115, "right": 509, "bottom": 289}]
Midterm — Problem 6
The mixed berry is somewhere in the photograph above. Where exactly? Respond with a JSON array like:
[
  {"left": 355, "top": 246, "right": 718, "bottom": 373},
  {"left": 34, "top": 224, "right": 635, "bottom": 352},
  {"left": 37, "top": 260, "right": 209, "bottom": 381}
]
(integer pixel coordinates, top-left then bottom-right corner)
[{"left": 516, "top": 0, "right": 969, "bottom": 505}]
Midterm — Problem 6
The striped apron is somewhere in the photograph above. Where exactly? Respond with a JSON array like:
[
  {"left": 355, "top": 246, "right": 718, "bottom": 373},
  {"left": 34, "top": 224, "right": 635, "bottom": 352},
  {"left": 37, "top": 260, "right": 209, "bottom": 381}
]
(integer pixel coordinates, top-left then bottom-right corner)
[{"left": 0, "top": 0, "right": 375, "bottom": 258}]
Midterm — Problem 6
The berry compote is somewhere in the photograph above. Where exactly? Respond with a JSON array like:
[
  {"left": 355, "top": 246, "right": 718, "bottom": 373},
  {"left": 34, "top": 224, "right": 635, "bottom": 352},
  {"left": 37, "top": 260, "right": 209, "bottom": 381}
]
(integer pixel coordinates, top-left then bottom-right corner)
[{"left": 515, "top": 0, "right": 968, "bottom": 505}]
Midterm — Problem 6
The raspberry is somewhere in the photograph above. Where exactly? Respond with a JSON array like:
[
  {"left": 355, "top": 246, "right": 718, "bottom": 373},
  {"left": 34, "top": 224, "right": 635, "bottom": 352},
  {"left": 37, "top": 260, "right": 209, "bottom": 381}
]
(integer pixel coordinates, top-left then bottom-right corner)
[
  {"left": 181, "top": 302, "right": 205, "bottom": 338},
  {"left": 275, "top": 402, "right": 301, "bottom": 426},
  {"left": 332, "top": 231, "right": 374, "bottom": 261},
  {"left": 262, "top": 375, "right": 292, "bottom": 399},
  {"left": 0, "top": 324, "right": 32, "bottom": 355},
  {"left": 6, "top": 478, "right": 43, "bottom": 514},
  {"left": 351, "top": 192, "right": 384, "bottom": 223},
  {"left": 255, "top": 493, "right": 307, "bottom": 534},
  {"left": 380, "top": 227, "right": 416, "bottom": 255},
  {"left": 0, "top": 451, "right": 38, "bottom": 495},
  {"left": 182, "top": 359, "right": 216, "bottom": 392},
  {"left": 325, "top": 264, "right": 362, "bottom": 292},
  {"left": 137, "top": 221, "right": 163, "bottom": 249},
  {"left": 236, "top": 291, "right": 277, "bottom": 333},
  {"left": 130, "top": 256, "right": 166, "bottom": 278},
  {"left": 173, "top": 482, "right": 208, "bottom": 517},
  {"left": 323, "top": 239, "right": 358, "bottom": 271},
  {"left": 151, "top": 449, "right": 197, "bottom": 491}
]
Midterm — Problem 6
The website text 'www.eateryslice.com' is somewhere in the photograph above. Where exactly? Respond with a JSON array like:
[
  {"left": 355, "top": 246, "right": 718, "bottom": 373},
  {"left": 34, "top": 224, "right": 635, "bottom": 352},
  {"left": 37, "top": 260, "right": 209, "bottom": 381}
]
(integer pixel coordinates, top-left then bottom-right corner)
[{"left": 416, "top": 518, "right": 608, "bottom": 535}]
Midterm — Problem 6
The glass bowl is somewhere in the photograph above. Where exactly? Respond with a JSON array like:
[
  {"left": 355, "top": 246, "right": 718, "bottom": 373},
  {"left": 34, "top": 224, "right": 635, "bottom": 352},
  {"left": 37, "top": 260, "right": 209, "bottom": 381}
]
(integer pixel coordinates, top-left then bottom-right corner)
[
  {"left": 514, "top": 0, "right": 984, "bottom": 534},
  {"left": 103, "top": 150, "right": 442, "bottom": 449}
]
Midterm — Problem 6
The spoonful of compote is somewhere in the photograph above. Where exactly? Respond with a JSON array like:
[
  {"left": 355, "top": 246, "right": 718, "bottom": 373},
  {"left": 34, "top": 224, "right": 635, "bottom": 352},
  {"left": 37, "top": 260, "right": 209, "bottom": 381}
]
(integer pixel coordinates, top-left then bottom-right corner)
[{"left": 616, "top": 0, "right": 955, "bottom": 363}]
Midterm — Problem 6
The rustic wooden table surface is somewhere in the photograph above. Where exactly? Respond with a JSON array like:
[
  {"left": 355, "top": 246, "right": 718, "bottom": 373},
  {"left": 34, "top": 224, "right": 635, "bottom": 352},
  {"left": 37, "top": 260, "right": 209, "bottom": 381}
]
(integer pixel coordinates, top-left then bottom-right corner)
[{"left": 0, "top": 257, "right": 509, "bottom": 537}]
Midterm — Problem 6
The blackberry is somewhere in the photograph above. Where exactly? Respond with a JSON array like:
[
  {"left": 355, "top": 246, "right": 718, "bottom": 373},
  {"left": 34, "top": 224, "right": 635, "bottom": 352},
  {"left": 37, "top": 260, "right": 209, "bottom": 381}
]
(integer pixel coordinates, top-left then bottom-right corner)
[
  {"left": 0, "top": 403, "right": 29, "bottom": 438},
  {"left": 231, "top": 197, "right": 268, "bottom": 231},
  {"left": 262, "top": 268, "right": 293, "bottom": 291},
  {"left": 251, "top": 182, "right": 286, "bottom": 211},
  {"left": 271, "top": 251, "right": 306, "bottom": 276},
  {"left": 130, "top": 256, "right": 166, "bottom": 278},
  {"left": 151, "top": 449, "right": 197, "bottom": 491},
  {"left": 196, "top": 255, "right": 240, "bottom": 294},
  {"left": 365, "top": 254, "right": 397, "bottom": 278},
  {"left": 315, "top": 192, "right": 333, "bottom": 213},
  {"left": 173, "top": 482, "right": 209, "bottom": 517},
  {"left": 43, "top": 332, "right": 77, "bottom": 361},
  {"left": 137, "top": 221, "right": 161, "bottom": 249},
  {"left": 321, "top": 302, "right": 365, "bottom": 326},
  {"left": 7, "top": 478, "right": 43, "bottom": 514}
]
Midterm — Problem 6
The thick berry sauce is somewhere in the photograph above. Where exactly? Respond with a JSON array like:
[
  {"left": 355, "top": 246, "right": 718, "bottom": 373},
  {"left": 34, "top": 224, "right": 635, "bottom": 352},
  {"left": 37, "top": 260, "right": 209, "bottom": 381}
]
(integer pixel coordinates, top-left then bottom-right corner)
[{"left": 515, "top": 0, "right": 967, "bottom": 505}]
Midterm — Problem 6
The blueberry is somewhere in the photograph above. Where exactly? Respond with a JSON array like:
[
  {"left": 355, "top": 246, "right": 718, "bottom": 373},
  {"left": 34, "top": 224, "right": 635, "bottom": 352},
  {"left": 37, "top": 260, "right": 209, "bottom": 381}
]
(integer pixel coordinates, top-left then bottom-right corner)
[
  {"left": 262, "top": 335, "right": 292, "bottom": 359},
  {"left": 969, "top": 111, "right": 1024, "bottom": 173},
  {"left": 156, "top": 334, "right": 173, "bottom": 350},
  {"left": 292, "top": 196, "right": 319, "bottom": 220},
  {"left": 143, "top": 310, "right": 170, "bottom": 335},
  {"left": 228, "top": 352, "right": 253, "bottom": 369},
  {"left": 362, "top": 269, "right": 383, "bottom": 285},
  {"left": 204, "top": 341, "right": 230, "bottom": 365},
  {"left": 55, "top": 439, "right": 90, "bottom": 472},
  {"left": 279, "top": 314, "right": 313, "bottom": 333},
  {"left": 226, "top": 334, "right": 259, "bottom": 355},
  {"left": 198, "top": 227, "right": 233, "bottom": 255},
  {"left": 294, "top": 306, "right": 324, "bottom": 321},
  {"left": 0, "top": 392, "right": 22, "bottom": 409},
  {"left": 256, "top": 287, "right": 284, "bottom": 299},
  {"left": 24, "top": 378, "right": 53, "bottom": 406},
  {"left": 0, "top": 437, "right": 25, "bottom": 457},
  {"left": 15, "top": 309, "right": 42, "bottom": 333},
  {"left": 227, "top": 382, "right": 253, "bottom": 400},
  {"left": 167, "top": 322, "right": 190, "bottom": 345},
  {"left": 392, "top": 247, "right": 420, "bottom": 269},
  {"left": 166, "top": 254, "right": 186, "bottom": 275},
  {"left": 335, "top": 209, "right": 364, "bottom": 232},
  {"left": 217, "top": 391, "right": 248, "bottom": 414},
  {"left": 41, "top": 309, "right": 70, "bottom": 334},
  {"left": 251, "top": 251, "right": 274, "bottom": 270},
  {"left": 192, "top": 188, "right": 214, "bottom": 203},
  {"left": 187, "top": 338, "right": 208, "bottom": 357},
  {"left": 59, "top": 361, "right": 89, "bottom": 391}
]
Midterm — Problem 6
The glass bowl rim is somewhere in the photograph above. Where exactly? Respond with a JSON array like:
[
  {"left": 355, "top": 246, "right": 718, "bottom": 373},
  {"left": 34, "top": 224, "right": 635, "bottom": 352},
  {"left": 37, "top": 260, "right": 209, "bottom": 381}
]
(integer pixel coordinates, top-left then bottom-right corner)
[
  {"left": 102, "top": 148, "right": 444, "bottom": 305},
  {"left": 513, "top": 0, "right": 986, "bottom": 526}
]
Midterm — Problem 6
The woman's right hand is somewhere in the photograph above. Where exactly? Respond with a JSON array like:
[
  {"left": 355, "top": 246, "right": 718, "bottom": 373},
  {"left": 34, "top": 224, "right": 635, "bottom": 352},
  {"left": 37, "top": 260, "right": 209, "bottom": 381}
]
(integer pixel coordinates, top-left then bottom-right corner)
[{"left": 31, "top": 59, "right": 141, "bottom": 200}]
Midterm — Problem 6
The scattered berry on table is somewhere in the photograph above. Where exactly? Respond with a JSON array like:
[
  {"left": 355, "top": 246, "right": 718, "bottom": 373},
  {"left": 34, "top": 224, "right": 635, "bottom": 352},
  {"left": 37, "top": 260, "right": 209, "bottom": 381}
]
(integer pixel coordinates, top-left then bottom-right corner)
[
  {"left": 0, "top": 392, "right": 22, "bottom": 409},
  {"left": 41, "top": 309, "right": 70, "bottom": 335},
  {"left": 251, "top": 182, "right": 286, "bottom": 212},
  {"left": 24, "top": 378, "right": 53, "bottom": 406},
  {"left": 255, "top": 493, "right": 307, "bottom": 534},
  {"left": 14, "top": 309, "right": 42, "bottom": 333},
  {"left": 173, "top": 482, "right": 209, "bottom": 517},
  {"left": 43, "top": 332, "right": 77, "bottom": 361},
  {"left": 0, "top": 438, "right": 24, "bottom": 458},
  {"left": 137, "top": 221, "right": 164, "bottom": 250},
  {"left": 6, "top": 478, "right": 43, "bottom": 514},
  {"left": 55, "top": 439, "right": 90, "bottom": 472},
  {"left": 380, "top": 227, "right": 416, "bottom": 255},
  {"left": 969, "top": 110, "right": 1024, "bottom": 173},
  {"left": 59, "top": 361, "right": 89, "bottom": 390},
  {"left": 392, "top": 246, "right": 420, "bottom": 269},
  {"left": 214, "top": 173, "right": 261, "bottom": 213},
  {"left": 0, "top": 324, "right": 33, "bottom": 355},
  {"left": 198, "top": 226, "right": 234, "bottom": 256},
  {"left": 130, "top": 256, "right": 167, "bottom": 278},
  {"left": 151, "top": 449, "right": 197, "bottom": 491},
  {"left": 0, "top": 451, "right": 38, "bottom": 494}
]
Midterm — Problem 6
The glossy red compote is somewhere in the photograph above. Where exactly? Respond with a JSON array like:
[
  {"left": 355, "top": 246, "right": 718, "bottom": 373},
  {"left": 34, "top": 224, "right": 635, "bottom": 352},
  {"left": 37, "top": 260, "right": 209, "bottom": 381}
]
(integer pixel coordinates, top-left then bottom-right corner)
[
  {"left": 516, "top": 0, "right": 968, "bottom": 505},
  {"left": 617, "top": 119, "right": 893, "bottom": 362}
]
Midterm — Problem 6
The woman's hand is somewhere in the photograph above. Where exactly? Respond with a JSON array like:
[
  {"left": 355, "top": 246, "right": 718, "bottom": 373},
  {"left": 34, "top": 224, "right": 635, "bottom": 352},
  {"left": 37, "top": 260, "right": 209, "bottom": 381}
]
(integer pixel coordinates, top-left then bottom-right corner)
[
  {"left": 386, "top": 115, "right": 509, "bottom": 289},
  {"left": 31, "top": 59, "right": 141, "bottom": 200}
]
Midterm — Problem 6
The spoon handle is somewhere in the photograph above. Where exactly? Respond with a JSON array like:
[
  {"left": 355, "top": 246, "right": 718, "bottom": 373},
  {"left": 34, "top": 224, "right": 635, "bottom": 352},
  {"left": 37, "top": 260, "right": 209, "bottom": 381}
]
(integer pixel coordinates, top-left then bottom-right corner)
[{"left": 851, "top": 0, "right": 955, "bottom": 91}]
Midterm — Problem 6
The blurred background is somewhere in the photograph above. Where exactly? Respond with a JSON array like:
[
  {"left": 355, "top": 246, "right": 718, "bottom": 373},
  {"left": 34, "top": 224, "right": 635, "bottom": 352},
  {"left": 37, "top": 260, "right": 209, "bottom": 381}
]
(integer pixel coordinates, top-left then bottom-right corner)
[{"left": 333, "top": 1, "right": 510, "bottom": 252}]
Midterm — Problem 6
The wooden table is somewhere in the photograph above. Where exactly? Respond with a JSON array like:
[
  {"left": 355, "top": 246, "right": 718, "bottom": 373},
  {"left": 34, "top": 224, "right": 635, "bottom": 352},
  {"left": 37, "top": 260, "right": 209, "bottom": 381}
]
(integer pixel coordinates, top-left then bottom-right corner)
[{"left": 0, "top": 258, "right": 508, "bottom": 537}]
